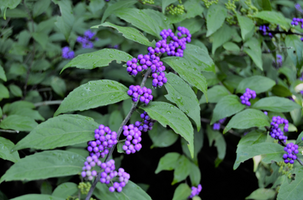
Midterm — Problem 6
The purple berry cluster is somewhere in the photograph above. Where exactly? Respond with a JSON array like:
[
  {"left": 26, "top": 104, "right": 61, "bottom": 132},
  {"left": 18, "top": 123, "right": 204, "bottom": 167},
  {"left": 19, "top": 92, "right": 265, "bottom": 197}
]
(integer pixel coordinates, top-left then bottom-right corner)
[
  {"left": 61, "top": 46, "right": 75, "bottom": 59},
  {"left": 135, "top": 111, "right": 156, "bottom": 132},
  {"left": 109, "top": 168, "right": 130, "bottom": 192},
  {"left": 259, "top": 25, "right": 272, "bottom": 38},
  {"left": 296, "top": 3, "right": 303, "bottom": 13},
  {"left": 77, "top": 30, "right": 97, "bottom": 48},
  {"left": 264, "top": 111, "right": 268, "bottom": 115},
  {"left": 283, "top": 143, "right": 299, "bottom": 164},
  {"left": 81, "top": 155, "right": 101, "bottom": 180},
  {"left": 87, "top": 125, "right": 118, "bottom": 158},
  {"left": 127, "top": 85, "right": 153, "bottom": 105},
  {"left": 122, "top": 124, "right": 142, "bottom": 154},
  {"left": 152, "top": 72, "right": 167, "bottom": 87},
  {"left": 240, "top": 88, "right": 256, "bottom": 106},
  {"left": 291, "top": 18, "right": 303, "bottom": 28},
  {"left": 277, "top": 54, "right": 282, "bottom": 65},
  {"left": 269, "top": 116, "right": 289, "bottom": 143},
  {"left": 189, "top": 184, "right": 202, "bottom": 198},
  {"left": 212, "top": 118, "right": 226, "bottom": 130}
]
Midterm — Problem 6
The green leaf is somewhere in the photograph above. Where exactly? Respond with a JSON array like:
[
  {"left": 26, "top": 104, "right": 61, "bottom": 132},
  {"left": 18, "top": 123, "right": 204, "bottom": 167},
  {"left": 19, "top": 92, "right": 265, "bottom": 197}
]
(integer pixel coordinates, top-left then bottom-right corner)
[
  {"left": 254, "top": 11, "right": 289, "bottom": 28},
  {"left": 236, "top": 75, "right": 275, "bottom": 94},
  {"left": 181, "top": 129, "right": 204, "bottom": 163},
  {"left": 0, "top": 136, "right": 20, "bottom": 162},
  {"left": 206, "top": 4, "right": 227, "bottom": 36},
  {"left": 244, "top": 38, "right": 263, "bottom": 70},
  {"left": 296, "top": 131, "right": 303, "bottom": 145},
  {"left": 211, "top": 23, "right": 232, "bottom": 54},
  {"left": 165, "top": 73, "right": 201, "bottom": 131},
  {"left": 94, "top": 181, "right": 152, "bottom": 200},
  {"left": 53, "top": 0, "right": 75, "bottom": 40},
  {"left": 277, "top": 168, "right": 303, "bottom": 200},
  {"left": 162, "top": 57, "right": 208, "bottom": 101},
  {"left": 246, "top": 188, "right": 276, "bottom": 200},
  {"left": 0, "top": 65, "right": 7, "bottom": 81},
  {"left": 189, "top": 163, "right": 201, "bottom": 186},
  {"left": 254, "top": 0, "right": 272, "bottom": 11},
  {"left": 94, "top": 22, "right": 154, "bottom": 47},
  {"left": 9, "top": 84, "right": 22, "bottom": 97},
  {"left": 52, "top": 182, "right": 78, "bottom": 199},
  {"left": 41, "top": 181, "right": 52, "bottom": 195},
  {"left": 141, "top": 101, "right": 194, "bottom": 157},
  {"left": 285, "top": 35, "right": 303, "bottom": 70},
  {"left": 61, "top": 49, "right": 132, "bottom": 72},
  {"left": 115, "top": 8, "right": 171, "bottom": 39},
  {"left": 148, "top": 122, "right": 178, "bottom": 148},
  {"left": 32, "top": 32, "right": 48, "bottom": 49},
  {"left": 172, "top": 183, "right": 192, "bottom": 200},
  {"left": 184, "top": 44, "right": 215, "bottom": 73},
  {"left": 236, "top": 13, "right": 255, "bottom": 40},
  {"left": 155, "top": 152, "right": 180, "bottom": 174},
  {"left": 211, "top": 95, "right": 246, "bottom": 124},
  {"left": 0, "top": 115, "right": 38, "bottom": 132},
  {"left": 54, "top": 80, "right": 130, "bottom": 116},
  {"left": 0, "top": 150, "right": 85, "bottom": 183},
  {"left": 10, "top": 194, "right": 64, "bottom": 200},
  {"left": 172, "top": 155, "right": 191, "bottom": 185},
  {"left": 1, "top": 0, "right": 21, "bottom": 9},
  {"left": 108, "top": 110, "right": 123, "bottom": 132},
  {"left": 224, "top": 109, "right": 270, "bottom": 133},
  {"left": 0, "top": 84, "right": 9, "bottom": 100},
  {"left": 206, "top": 126, "right": 226, "bottom": 160},
  {"left": 179, "top": 18, "right": 203, "bottom": 35},
  {"left": 101, "top": 0, "right": 137, "bottom": 23},
  {"left": 200, "top": 85, "right": 230, "bottom": 104},
  {"left": 161, "top": 0, "right": 178, "bottom": 14},
  {"left": 9, "top": 108, "right": 44, "bottom": 121},
  {"left": 51, "top": 76, "right": 66, "bottom": 97},
  {"left": 167, "top": 0, "right": 203, "bottom": 23},
  {"left": 33, "top": 0, "right": 51, "bottom": 17},
  {"left": 223, "top": 42, "right": 240, "bottom": 51},
  {"left": 12, "top": 114, "right": 97, "bottom": 151},
  {"left": 252, "top": 97, "right": 301, "bottom": 112}
]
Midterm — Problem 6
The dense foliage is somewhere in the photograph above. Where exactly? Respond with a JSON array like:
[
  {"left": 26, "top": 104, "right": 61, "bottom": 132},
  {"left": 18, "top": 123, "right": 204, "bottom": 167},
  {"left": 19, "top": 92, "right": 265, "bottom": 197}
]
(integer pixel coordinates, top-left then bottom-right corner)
[{"left": 0, "top": 0, "right": 303, "bottom": 199}]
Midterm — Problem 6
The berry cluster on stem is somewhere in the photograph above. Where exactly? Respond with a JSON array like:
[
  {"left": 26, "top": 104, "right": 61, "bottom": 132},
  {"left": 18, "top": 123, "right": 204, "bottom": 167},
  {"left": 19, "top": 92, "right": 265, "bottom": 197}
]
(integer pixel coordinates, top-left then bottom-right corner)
[
  {"left": 127, "top": 85, "right": 153, "bottom": 105},
  {"left": 189, "top": 184, "right": 202, "bottom": 198},
  {"left": 135, "top": 111, "right": 156, "bottom": 132},
  {"left": 61, "top": 46, "right": 75, "bottom": 59},
  {"left": 259, "top": 25, "right": 273, "bottom": 38},
  {"left": 122, "top": 125, "right": 142, "bottom": 154},
  {"left": 77, "top": 30, "right": 98, "bottom": 48},
  {"left": 283, "top": 143, "right": 299, "bottom": 164},
  {"left": 213, "top": 118, "right": 226, "bottom": 130},
  {"left": 269, "top": 116, "right": 289, "bottom": 143},
  {"left": 240, "top": 88, "right": 256, "bottom": 106}
]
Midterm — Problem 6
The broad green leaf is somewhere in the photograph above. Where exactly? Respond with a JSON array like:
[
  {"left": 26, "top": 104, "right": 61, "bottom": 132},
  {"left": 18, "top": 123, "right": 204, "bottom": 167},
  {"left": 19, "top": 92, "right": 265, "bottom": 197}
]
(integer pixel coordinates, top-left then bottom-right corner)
[
  {"left": 285, "top": 35, "right": 303, "bottom": 70},
  {"left": 108, "top": 110, "right": 123, "bottom": 132},
  {"left": 6, "top": 101, "right": 35, "bottom": 111},
  {"left": 236, "top": 75, "right": 275, "bottom": 94},
  {"left": 223, "top": 42, "right": 240, "bottom": 51},
  {"left": 0, "top": 190, "right": 7, "bottom": 200},
  {"left": 200, "top": 85, "right": 230, "bottom": 104},
  {"left": 94, "top": 22, "right": 154, "bottom": 47},
  {"left": 10, "top": 194, "right": 64, "bottom": 200},
  {"left": 254, "top": 0, "right": 272, "bottom": 11},
  {"left": 41, "top": 181, "right": 52, "bottom": 195},
  {"left": 254, "top": 11, "right": 289, "bottom": 28},
  {"left": 53, "top": 0, "right": 75, "bottom": 40},
  {"left": 141, "top": 101, "right": 194, "bottom": 157},
  {"left": 0, "top": 107, "right": 2, "bottom": 118},
  {"left": 172, "top": 155, "right": 191, "bottom": 184},
  {"left": 0, "top": 84, "right": 9, "bottom": 100},
  {"left": 165, "top": 73, "right": 201, "bottom": 131},
  {"left": 246, "top": 188, "right": 276, "bottom": 200},
  {"left": 12, "top": 115, "right": 98, "bottom": 151},
  {"left": 0, "top": 115, "right": 38, "bottom": 132},
  {"left": 155, "top": 152, "right": 180, "bottom": 174},
  {"left": 271, "top": 84, "right": 292, "bottom": 97},
  {"left": 211, "top": 95, "right": 246, "bottom": 124},
  {"left": 252, "top": 97, "right": 301, "bottom": 112},
  {"left": 1, "top": 0, "right": 21, "bottom": 9},
  {"left": 206, "top": 126, "right": 226, "bottom": 160},
  {"left": 94, "top": 181, "right": 152, "bottom": 200},
  {"left": 0, "top": 65, "right": 7, "bottom": 81},
  {"left": 115, "top": 8, "right": 171, "bottom": 38},
  {"left": 61, "top": 49, "right": 132, "bottom": 72},
  {"left": 162, "top": 57, "right": 208, "bottom": 101},
  {"left": 0, "top": 136, "right": 20, "bottom": 162},
  {"left": 184, "top": 44, "right": 215, "bottom": 73},
  {"left": 236, "top": 13, "right": 255, "bottom": 40},
  {"left": 172, "top": 183, "right": 191, "bottom": 200},
  {"left": 179, "top": 18, "right": 203, "bottom": 35},
  {"left": 0, "top": 150, "right": 85, "bottom": 183},
  {"left": 161, "top": 0, "right": 178, "bottom": 14},
  {"left": 32, "top": 59, "right": 51, "bottom": 71},
  {"left": 277, "top": 168, "right": 303, "bottom": 200},
  {"left": 9, "top": 84, "right": 22, "bottom": 97},
  {"left": 224, "top": 109, "right": 270, "bottom": 133},
  {"left": 33, "top": 0, "right": 51, "bottom": 17},
  {"left": 181, "top": 129, "right": 204, "bottom": 163},
  {"left": 148, "top": 122, "right": 178, "bottom": 148},
  {"left": 101, "top": 0, "right": 137, "bottom": 23},
  {"left": 32, "top": 32, "right": 48, "bottom": 49},
  {"left": 51, "top": 76, "right": 66, "bottom": 97},
  {"left": 235, "top": 142, "right": 284, "bottom": 170},
  {"left": 244, "top": 38, "right": 263, "bottom": 70},
  {"left": 206, "top": 4, "right": 227, "bottom": 36},
  {"left": 89, "top": 0, "right": 105, "bottom": 15},
  {"left": 279, "top": 67, "right": 296, "bottom": 83},
  {"left": 189, "top": 163, "right": 201, "bottom": 186},
  {"left": 52, "top": 182, "right": 78, "bottom": 199},
  {"left": 54, "top": 80, "right": 130, "bottom": 116},
  {"left": 9, "top": 63, "right": 27, "bottom": 76},
  {"left": 9, "top": 108, "right": 44, "bottom": 121},
  {"left": 211, "top": 23, "right": 232, "bottom": 54}
]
